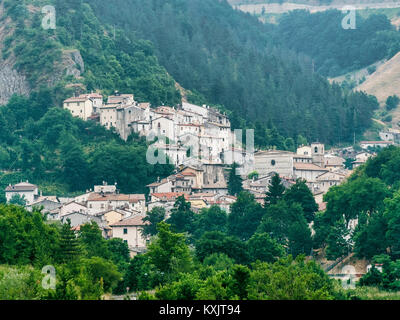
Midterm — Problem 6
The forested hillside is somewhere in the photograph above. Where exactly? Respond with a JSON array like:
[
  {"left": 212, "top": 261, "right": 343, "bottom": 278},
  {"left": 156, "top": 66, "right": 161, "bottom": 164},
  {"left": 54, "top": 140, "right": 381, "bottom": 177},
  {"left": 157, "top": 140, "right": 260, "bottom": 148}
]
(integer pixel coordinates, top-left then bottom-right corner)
[
  {"left": 0, "top": 0, "right": 383, "bottom": 194},
  {"left": 2, "top": 0, "right": 181, "bottom": 106},
  {"left": 273, "top": 10, "right": 400, "bottom": 77},
  {"left": 72, "top": 0, "right": 378, "bottom": 145}
]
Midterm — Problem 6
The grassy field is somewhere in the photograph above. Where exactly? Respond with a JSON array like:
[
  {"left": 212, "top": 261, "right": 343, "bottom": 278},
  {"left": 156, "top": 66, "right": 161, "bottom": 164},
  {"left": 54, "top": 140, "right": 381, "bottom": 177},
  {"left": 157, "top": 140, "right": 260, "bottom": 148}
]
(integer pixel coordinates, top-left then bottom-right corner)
[{"left": 347, "top": 287, "right": 400, "bottom": 300}]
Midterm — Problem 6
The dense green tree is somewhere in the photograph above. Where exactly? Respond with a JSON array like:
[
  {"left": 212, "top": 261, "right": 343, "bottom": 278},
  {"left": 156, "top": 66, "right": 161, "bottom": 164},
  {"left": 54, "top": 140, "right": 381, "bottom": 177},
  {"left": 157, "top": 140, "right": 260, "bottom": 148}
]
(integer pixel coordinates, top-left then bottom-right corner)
[
  {"left": 353, "top": 212, "right": 388, "bottom": 259},
  {"left": 358, "top": 265, "right": 384, "bottom": 288},
  {"left": 258, "top": 200, "right": 306, "bottom": 247},
  {"left": 59, "top": 134, "right": 90, "bottom": 192},
  {"left": 142, "top": 207, "right": 166, "bottom": 237},
  {"left": 386, "top": 95, "right": 400, "bottom": 111},
  {"left": 287, "top": 221, "right": 313, "bottom": 258},
  {"left": 195, "top": 231, "right": 249, "bottom": 265},
  {"left": 229, "top": 265, "right": 250, "bottom": 300},
  {"left": 264, "top": 174, "right": 285, "bottom": 206},
  {"left": 147, "top": 222, "right": 193, "bottom": 283},
  {"left": 228, "top": 191, "right": 265, "bottom": 241},
  {"left": 124, "top": 254, "right": 154, "bottom": 292},
  {"left": 325, "top": 219, "right": 351, "bottom": 260},
  {"left": 58, "top": 219, "right": 81, "bottom": 264},
  {"left": 228, "top": 163, "right": 243, "bottom": 196},
  {"left": 154, "top": 272, "right": 204, "bottom": 300},
  {"left": 247, "top": 256, "right": 335, "bottom": 300},
  {"left": 247, "top": 233, "right": 284, "bottom": 263},
  {"left": 82, "top": 256, "right": 122, "bottom": 293},
  {"left": 203, "top": 253, "right": 234, "bottom": 271},
  {"left": 284, "top": 179, "right": 318, "bottom": 222},
  {"left": 384, "top": 191, "right": 400, "bottom": 258},
  {"left": 0, "top": 204, "right": 59, "bottom": 266},
  {"left": 79, "top": 222, "right": 110, "bottom": 259},
  {"left": 167, "top": 195, "right": 195, "bottom": 234},
  {"left": 324, "top": 176, "right": 389, "bottom": 226},
  {"left": 193, "top": 205, "right": 227, "bottom": 239}
]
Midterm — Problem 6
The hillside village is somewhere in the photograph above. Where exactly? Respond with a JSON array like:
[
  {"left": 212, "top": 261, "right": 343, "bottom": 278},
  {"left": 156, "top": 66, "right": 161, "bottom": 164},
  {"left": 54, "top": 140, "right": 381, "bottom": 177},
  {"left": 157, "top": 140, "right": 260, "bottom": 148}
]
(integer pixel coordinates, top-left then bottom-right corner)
[{"left": 3, "top": 91, "right": 396, "bottom": 258}]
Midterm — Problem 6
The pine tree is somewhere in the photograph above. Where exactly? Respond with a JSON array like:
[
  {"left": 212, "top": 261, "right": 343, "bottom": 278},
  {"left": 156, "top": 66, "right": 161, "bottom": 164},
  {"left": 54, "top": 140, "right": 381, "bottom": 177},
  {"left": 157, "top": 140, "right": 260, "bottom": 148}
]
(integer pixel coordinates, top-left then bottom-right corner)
[
  {"left": 228, "top": 163, "right": 243, "bottom": 196},
  {"left": 58, "top": 219, "right": 81, "bottom": 264},
  {"left": 265, "top": 173, "right": 285, "bottom": 206}
]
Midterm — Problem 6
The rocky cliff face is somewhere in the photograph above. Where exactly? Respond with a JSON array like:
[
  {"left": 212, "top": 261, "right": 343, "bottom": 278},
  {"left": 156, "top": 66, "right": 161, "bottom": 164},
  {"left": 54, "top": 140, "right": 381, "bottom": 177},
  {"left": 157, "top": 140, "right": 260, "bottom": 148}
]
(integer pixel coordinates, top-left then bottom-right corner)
[
  {"left": 0, "top": 3, "right": 30, "bottom": 105},
  {"left": 0, "top": 57, "right": 31, "bottom": 106},
  {"left": 46, "top": 49, "right": 85, "bottom": 88},
  {"left": 0, "top": 2, "right": 85, "bottom": 105}
]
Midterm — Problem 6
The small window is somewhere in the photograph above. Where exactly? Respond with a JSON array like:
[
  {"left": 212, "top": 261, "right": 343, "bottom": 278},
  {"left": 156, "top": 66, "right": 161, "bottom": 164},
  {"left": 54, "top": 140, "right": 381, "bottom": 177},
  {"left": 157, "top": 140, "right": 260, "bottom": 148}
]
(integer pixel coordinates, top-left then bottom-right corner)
[
  {"left": 124, "top": 240, "right": 128, "bottom": 244},
  {"left": 271, "top": 160, "right": 276, "bottom": 166},
  {"left": 123, "top": 228, "right": 128, "bottom": 234}
]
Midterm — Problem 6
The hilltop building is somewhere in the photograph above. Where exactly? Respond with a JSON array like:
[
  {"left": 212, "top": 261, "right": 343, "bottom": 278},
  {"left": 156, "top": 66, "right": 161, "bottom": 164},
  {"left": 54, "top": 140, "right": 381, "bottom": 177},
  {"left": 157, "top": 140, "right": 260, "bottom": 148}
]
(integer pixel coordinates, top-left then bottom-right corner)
[{"left": 5, "top": 181, "right": 39, "bottom": 205}]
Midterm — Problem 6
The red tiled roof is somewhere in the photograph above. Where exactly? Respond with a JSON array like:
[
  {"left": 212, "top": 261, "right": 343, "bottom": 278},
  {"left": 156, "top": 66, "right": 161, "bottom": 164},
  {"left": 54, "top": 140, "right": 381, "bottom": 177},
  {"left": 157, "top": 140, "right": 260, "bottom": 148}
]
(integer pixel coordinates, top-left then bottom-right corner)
[
  {"left": 293, "top": 163, "right": 328, "bottom": 171},
  {"left": 180, "top": 171, "right": 196, "bottom": 176},
  {"left": 151, "top": 192, "right": 189, "bottom": 201},
  {"left": 110, "top": 215, "right": 148, "bottom": 227}
]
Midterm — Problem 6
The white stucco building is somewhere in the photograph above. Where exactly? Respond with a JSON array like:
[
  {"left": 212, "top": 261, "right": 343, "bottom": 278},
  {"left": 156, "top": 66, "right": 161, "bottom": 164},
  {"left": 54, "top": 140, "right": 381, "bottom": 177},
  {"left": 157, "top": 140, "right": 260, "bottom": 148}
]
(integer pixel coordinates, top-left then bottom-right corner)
[
  {"left": 110, "top": 215, "right": 149, "bottom": 255},
  {"left": 5, "top": 182, "right": 39, "bottom": 205}
]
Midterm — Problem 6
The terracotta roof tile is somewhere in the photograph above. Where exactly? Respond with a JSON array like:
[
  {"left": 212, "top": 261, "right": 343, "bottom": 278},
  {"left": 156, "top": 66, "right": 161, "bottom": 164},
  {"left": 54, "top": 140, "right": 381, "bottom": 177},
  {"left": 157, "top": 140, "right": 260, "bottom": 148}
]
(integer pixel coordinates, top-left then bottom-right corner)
[{"left": 110, "top": 215, "right": 148, "bottom": 227}]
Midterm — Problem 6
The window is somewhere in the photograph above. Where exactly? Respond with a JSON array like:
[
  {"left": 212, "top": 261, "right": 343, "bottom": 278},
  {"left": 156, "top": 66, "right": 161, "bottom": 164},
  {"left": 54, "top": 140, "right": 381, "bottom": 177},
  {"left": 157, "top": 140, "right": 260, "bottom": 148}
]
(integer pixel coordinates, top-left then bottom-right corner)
[
  {"left": 314, "top": 147, "right": 318, "bottom": 153},
  {"left": 124, "top": 240, "right": 128, "bottom": 244},
  {"left": 123, "top": 228, "right": 128, "bottom": 234},
  {"left": 271, "top": 159, "right": 276, "bottom": 166}
]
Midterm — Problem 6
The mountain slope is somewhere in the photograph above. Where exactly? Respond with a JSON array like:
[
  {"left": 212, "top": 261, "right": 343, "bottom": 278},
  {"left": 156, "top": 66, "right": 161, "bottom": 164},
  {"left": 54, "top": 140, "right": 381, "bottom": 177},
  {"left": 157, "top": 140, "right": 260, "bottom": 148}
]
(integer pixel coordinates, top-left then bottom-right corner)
[
  {"left": 357, "top": 51, "right": 400, "bottom": 104},
  {"left": 0, "top": 0, "right": 177, "bottom": 197},
  {"left": 87, "top": 0, "right": 379, "bottom": 145},
  {"left": 0, "top": 0, "right": 181, "bottom": 106}
]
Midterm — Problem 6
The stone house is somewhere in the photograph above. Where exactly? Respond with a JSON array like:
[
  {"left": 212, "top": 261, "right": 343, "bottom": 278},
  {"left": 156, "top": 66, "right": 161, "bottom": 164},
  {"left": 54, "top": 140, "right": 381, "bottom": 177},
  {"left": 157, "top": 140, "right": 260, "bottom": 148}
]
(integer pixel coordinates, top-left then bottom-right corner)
[{"left": 63, "top": 94, "right": 100, "bottom": 121}]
